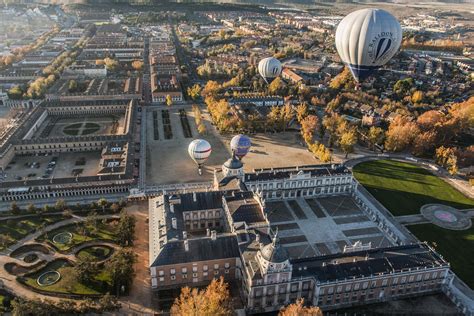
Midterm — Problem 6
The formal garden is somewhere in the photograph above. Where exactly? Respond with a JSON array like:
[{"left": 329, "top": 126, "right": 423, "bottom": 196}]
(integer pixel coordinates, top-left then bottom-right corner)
[{"left": 0, "top": 198, "right": 137, "bottom": 314}]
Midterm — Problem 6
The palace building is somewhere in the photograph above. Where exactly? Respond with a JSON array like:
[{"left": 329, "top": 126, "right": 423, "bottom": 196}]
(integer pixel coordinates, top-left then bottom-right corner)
[{"left": 149, "top": 156, "right": 451, "bottom": 313}]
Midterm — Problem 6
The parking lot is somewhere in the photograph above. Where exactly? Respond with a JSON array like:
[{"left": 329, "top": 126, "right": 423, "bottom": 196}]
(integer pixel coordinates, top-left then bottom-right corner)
[{"left": 2, "top": 151, "right": 101, "bottom": 182}]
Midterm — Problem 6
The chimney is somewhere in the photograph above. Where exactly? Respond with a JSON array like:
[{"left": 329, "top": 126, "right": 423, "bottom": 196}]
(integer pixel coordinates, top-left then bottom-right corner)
[
  {"left": 193, "top": 192, "right": 197, "bottom": 202},
  {"left": 172, "top": 217, "right": 177, "bottom": 229},
  {"left": 206, "top": 228, "right": 210, "bottom": 237},
  {"left": 211, "top": 230, "right": 217, "bottom": 241},
  {"left": 184, "top": 240, "right": 189, "bottom": 252},
  {"left": 183, "top": 231, "right": 187, "bottom": 239},
  {"left": 170, "top": 204, "right": 175, "bottom": 213}
]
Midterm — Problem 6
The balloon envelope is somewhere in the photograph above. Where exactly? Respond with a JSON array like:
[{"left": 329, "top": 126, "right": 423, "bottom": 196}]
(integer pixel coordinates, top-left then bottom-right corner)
[
  {"left": 335, "top": 8, "right": 402, "bottom": 82},
  {"left": 258, "top": 57, "right": 282, "bottom": 82},
  {"left": 230, "top": 134, "right": 251, "bottom": 159},
  {"left": 188, "top": 139, "right": 212, "bottom": 167}
]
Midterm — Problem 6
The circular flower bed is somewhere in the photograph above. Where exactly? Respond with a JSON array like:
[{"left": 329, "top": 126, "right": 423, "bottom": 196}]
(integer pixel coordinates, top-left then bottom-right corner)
[
  {"left": 52, "top": 232, "right": 72, "bottom": 244},
  {"left": 37, "top": 271, "right": 61, "bottom": 287}
]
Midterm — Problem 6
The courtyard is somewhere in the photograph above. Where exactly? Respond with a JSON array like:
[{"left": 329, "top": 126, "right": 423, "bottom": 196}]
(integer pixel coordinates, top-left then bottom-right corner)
[
  {"left": 145, "top": 105, "right": 323, "bottom": 185},
  {"left": 266, "top": 195, "right": 393, "bottom": 259}
]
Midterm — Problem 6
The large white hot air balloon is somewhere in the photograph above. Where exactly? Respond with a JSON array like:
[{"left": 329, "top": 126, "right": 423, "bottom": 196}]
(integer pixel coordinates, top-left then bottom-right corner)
[
  {"left": 335, "top": 8, "right": 402, "bottom": 84},
  {"left": 258, "top": 57, "right": 282, "bottom": 83},
  {"left": 188, "top": 139, "right": 212, "bottom": 175}
]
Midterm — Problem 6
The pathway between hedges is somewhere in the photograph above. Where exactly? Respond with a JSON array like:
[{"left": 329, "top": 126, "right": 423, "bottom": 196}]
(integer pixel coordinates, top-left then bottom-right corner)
[{"left": 0, "top": 214, "right": 119, "bottom": 303}]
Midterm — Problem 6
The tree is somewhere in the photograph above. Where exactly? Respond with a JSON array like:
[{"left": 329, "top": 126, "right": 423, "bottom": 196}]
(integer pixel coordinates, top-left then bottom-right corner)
[
  {"left": 187, "top": 84, "right": 201, "bottom": 101},
  {"left": 435, "top": 146, "right": 458, "bottom": 175},
  {"left": 417, "top": 110, "right": 445, "bottom": 131},
  {"left": 104, "top": 58, "right": 119, "bottom": 71},
  {"left": 300, "top": 115, "right": 319, "bottom": 144},
  {"left": 166, "top": 94, "right": 173, "bottom": 107},
  {"left": 85, "top": 211, "right": 99, "bottom": 235},
  {"left": 339, "top": 128, "right": 357, "bottom": 158},
  {"left": 412, "top": 131, "right": 437, "bottom": 157},
  {"left": 323, "top": 114, "right": 344, "bottom": 148},
  {"left": 26, "top": 203, "right": 36, "bottom": 213},
  {"left": 280, "top": 104, "right": 295, "bottom": 132},
  {"left": 116, "top": 211, "right": 136, "bottom": 246},
  {"left": 295, "top": 103, "right": 309, "bottom": 123},
  {"left": 329, "top": 67, "right": 354, "bottom": 90},
  {"left": 55, "top": 199, "right": 66, "bottom": 211},
  {"left": 110, "top": 203, "right": 120, "bottom": 213},
  {"left": 75, "top": 258, "right": 98, "bottom": 284},
  {"left": 7, "top": 85, "right": 24, "bottom": 99},
  {"left": 268, "top": 77, "right": 284, "bottom": 95},
  {"left": 106, "top": 248, "right": 137, "bottom": 296},
  {"left": 367, "top": 126, "right": 384, "bottom": 152},
  {"left": 411, "top": 90, "right": 424, "bottom": 104},
  {"left": 68, "top": 79, "right": 78, "bottom": 93},
  {"left": 131, "top": 60, "right": 144, "bottom": 71},
  {"left": 97, "top": 198, "right": 108, "bottom": 212},
  {"left": 202, "top": 81, "right": 221, "bottom": 98},
  {"left": 279, "top": 299, "right": 322, "bottom": 316},
  {"left": 171, "top": 277, "right": 233, "bottom": 316},
  {"left": 10, "top": 202, "right": 20, "bottom": 215},
  {"left": 384, "top": 116, "right": 420, "bottom": 152}
]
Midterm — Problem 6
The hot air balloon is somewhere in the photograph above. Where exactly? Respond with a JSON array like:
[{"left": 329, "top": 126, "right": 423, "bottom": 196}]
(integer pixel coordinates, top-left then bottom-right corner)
[
  {"left": 335, "top": 8, "right": 402, "bottom": 84},
  {"left": 230, "top": 134, "right": 251, "bottom": 160},
  {"left": 258, "top": 57, "right": 282, "bottom": 83},
  {"left": 188, "top": 139, "right": 212, "bottom": 175}
]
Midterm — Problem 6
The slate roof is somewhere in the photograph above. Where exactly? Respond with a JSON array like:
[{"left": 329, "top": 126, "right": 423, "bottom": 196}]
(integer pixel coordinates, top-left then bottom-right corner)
[{"left": 150, "top": 235, "right": 240, "bottom": 267}]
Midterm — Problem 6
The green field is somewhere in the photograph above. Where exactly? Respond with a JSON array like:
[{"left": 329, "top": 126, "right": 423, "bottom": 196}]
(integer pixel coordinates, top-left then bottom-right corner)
[
  {"left": 408, "top": 224, "right": 474, "bottom": 288},
  {"left": 37, "top": 221, "right": 117, "bottom": 252},
  {"left": 353, "top": 160, "right": 474, "bottom": 216},
  {"left": 23, "top": 259, "right": 112, "bottom": 295}
]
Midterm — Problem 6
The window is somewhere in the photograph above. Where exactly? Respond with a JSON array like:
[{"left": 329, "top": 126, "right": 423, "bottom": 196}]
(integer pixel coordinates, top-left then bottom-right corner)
[
  {"left": 159, "top": 270, "right": 164, "bottom": 276},
  {"left": 193, "top": 273, "right": 198, "bottom": 277},
  {"left": 171, "top": 275, "right": 176, "bottom": 280},
  {"left": 203, "top": 272, "right": 208, "bottom": 277},
  {"left": 362, "top": 282, "right": 368, "bottom": 289},
  {"left": 224, "top": 262, "right": 230, "bottom": 268},
  {"left": 393, "top": 277, "right": 399, "bottom": 285},
  {"left": 182, "top": 274, "right": 187, "bottom": 279},
  {"left": 225, "top": 269, "right": 229, "bottom": 274},
  {"left": 192, "top": 266, "right": 198, "bottom": 272},
  {"left": 170, "top": 269, "right": 176, "bottom": 275},
  {"left": 214, "top": 270, "right": 219, "bottom": 275},
  {"left": 409, "top": 275, "right": 414, "bottom": 282},
  {"left": 159, "top": 277, "right": 164, "bottom": 282},
  {"left": 345, "top": 285, "right": 351, "bottom": 292},
  {"left": 401, "top": 277, "right": 406, "bottom": 283},
  {"left": 336, "top": 286, "right": 342, "bottom": 293},
  {"left": 291, "top": 284, "right": 298, "bottom": 292},
  {"left": 382, "top": 279, "right": 388, "bottom": 286},
  {"left": 203, "top": 265, "right": 208, "bottom": 271},
  {"left": 354, "top": 283, "right": 360, "bottom": 290},
  {"left": 328, "top": 287, "right": 334, "bottom": 294},
  {"left": 182, "top": 267, "right": 187, "bottom": 274},
  {"left": 214, "top": 264, "right": 219, "bottom": 270}
]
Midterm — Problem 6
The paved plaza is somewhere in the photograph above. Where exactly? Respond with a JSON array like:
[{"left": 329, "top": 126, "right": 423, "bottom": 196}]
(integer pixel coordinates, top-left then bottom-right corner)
[{"left": 267, "top": 195, "right": 394, "bottom": 259}]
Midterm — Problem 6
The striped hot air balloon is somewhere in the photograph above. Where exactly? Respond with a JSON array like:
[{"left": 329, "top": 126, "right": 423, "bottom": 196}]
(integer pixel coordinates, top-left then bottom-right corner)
[
  {"left": 188, "top": 139, "right": 212, "bottom": 175},
  {"left": 230, "top": 134, "right": 251, "bottom": 160},
  {"left": 258, "top": 57, "right": 282, "bottom": 83},
  {"left": 335, "top": 8, "right": 402, "bottom": 83}
]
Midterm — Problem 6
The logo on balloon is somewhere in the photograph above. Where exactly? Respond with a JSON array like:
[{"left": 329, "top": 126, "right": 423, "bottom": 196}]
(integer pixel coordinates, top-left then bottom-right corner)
[{"left": 368, "top": 32, "right": 396, "bottom": 64}]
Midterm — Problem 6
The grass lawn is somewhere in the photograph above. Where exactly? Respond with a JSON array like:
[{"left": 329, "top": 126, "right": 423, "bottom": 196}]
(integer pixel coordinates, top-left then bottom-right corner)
[
  {"left": 353, "top": 160, "right": 474, "bottom": 216},
  {"left": 37, "top": 221, "right": 117, "bottom": 251},
  {"left": 23, "top": 259, "right": 112, "bottom": 295},
  {"left": 77, "top": 245, "right": 113, "bottom": 261},
  {"left": 0, "top": 215, "right": 66, "bottom": 251},
  {"left": 408, "top": 224, "right": 474, "bottom": 289}
]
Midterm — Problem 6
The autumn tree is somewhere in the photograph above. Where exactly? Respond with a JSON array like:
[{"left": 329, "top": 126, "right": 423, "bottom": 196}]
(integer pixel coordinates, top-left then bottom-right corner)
[
  {"left": 268, "top": 77, "right": 284, "bottom": 95},
  {"left": 187, "top": 84, "right": 201, "bottom": 101},
  {"left": 412, "top": 130, "right": 437, "bottom": 157},
  {"left": 131, "top": 60, "right": 144, "bottom": 71},
  {"left": 329, "top": 67, "right": 354, "bottom": 90},
  {"left": 384, "top": 115, "right": 420, "bottom": 152},
  {"left": 416, "top": 110, "right": 445, "bottom": 131},
  {"left": 411, "top": 90, "right": 424, "bottom": 104},
  {"left": 170, "top": 277, "right": 233, "bottom": 316},
  {"left": 367, "top": 126, "right": 384, "bottom": 152},
  {"left": 300, "top": 115, "right": 319, "bottom": 144},
  {"left": 202, "top": 81, "right": 221, "bottom": 98},
  {"left": 104, "top": 58, "right": 119, "bottom": 71},
  {"left": 166, "top": 95, "right": 173, "bottom": 107},
  {"left": 323, "top": 114, "right": 345, "bottom": 148},
  {"left": 435, "top": 146, "right": 458, "bottom": 175},
  {"left": 339, "top": 128, "right": 358, "bottom": 158},
  {"left": 279, "top": 298, "right": 322, "bottom": 316},
  {"left": 296, "top": 103, "right": 309, "bottom": 123}
]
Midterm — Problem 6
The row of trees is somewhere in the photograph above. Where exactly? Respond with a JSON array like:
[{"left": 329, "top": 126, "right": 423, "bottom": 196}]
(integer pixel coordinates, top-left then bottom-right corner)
[
  {"left": 10, "top": 294, "right": 120, "bottom": 315},
  {"left": 170, "top": 277, "right": 321, "bottom": 316},
  {"left": 192, "top": 104, "right": 207, "bottom": 134}
]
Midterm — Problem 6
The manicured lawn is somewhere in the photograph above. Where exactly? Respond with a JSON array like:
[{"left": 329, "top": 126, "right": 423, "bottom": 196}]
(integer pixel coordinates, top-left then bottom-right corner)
[
  {"left": 408, "top": 224, "right": 474, "bottom": 289},
  {"left": 37, "top": 221, "right": 117, "bottom": 251},
  {"left": 353, "top": 160, "right": 474, "bottom": 216},
  {"left": 77, "top": 245, "right": 113, "bottom": 261},
  {"left": 0, "top": 215, "right": 65, "bottom": 251},
  {"left": 23, "top": 259, "right": 112, "bottom": 295}
]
